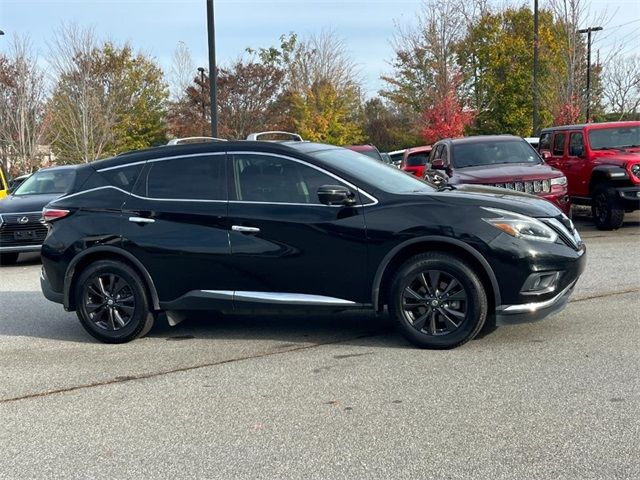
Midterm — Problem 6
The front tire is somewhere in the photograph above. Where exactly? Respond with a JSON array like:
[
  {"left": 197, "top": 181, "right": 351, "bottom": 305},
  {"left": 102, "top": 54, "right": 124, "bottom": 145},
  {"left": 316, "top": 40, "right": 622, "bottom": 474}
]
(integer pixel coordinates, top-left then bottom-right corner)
[
  {"left": 592, "top": 185, "right": 624, "bottom": 230},
  {"left": 74, "top": 260, "right": 154, "bottom": 343},
  {"left": 388, "top": 252, "right": 488, "bottom": 349}
]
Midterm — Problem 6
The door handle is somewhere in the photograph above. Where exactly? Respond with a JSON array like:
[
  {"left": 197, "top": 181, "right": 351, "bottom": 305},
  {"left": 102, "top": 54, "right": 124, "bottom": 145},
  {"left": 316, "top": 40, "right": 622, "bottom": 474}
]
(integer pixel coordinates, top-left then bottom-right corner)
[
  {"left": 129, "top": 216, "right": 155, "bottom": 224},
  {"left": 232, "top": 225, "right": 260, "bottom": 233}
]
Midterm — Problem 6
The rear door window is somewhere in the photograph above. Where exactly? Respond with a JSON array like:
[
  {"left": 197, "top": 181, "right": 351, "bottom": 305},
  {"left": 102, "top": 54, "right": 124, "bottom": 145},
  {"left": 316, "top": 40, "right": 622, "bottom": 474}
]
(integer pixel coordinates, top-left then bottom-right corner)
[
  {"left": 553, "top": 133, "right": 566, "bottom": 156},
  {"left": 569, "top": 133, "right": 585, "bottom": 157},
  {"left": 139, "top": 154, "right": 226, "bottom": 200}
]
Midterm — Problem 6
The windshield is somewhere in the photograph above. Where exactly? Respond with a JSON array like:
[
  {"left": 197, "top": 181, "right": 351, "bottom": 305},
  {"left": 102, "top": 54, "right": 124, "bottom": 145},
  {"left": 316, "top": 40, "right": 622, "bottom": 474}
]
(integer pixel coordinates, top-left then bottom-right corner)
[
  {"left": 406, "top": 153, "right": 429, "bottom": 167},
  {"left": 13, "top": 169, "right": 76, "bottom": 196},
  {"left": 309, "top": 148, "right": 434, "bottom": 194},
  {"left": 588, "top": 126, "right": 640, "bottom": 150},
  {"left": 452, "top": 140, "right": 541, "bottom": 168}
]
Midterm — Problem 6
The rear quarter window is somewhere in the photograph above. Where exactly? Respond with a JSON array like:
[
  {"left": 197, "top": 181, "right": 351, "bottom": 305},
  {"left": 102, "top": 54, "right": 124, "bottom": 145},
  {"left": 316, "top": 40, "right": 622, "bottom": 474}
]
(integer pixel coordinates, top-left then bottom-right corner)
[{"left": 100, "top": 164, "right": 143, "bottom": 192}]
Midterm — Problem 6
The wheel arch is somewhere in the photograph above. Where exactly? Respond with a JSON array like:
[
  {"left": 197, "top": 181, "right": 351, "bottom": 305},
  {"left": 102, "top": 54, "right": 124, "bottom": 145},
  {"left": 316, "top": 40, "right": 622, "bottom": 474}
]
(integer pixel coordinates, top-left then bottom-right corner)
[
  {"left": 371, "top": 236, "right": 500, "bottom": 314},
  {"left": 63, "top": 246, "right": 160, "bottom": 311},
  {"left": 589, "top": 165, "right": 630, "bottom": 194}
]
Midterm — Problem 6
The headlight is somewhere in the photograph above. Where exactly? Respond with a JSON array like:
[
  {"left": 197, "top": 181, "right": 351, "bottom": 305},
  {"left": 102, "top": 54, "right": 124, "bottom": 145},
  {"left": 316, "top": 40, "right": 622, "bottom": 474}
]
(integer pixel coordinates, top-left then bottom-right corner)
[
  {"left": 482, "top": 207, "right": 558, "bottom": 243},
  {"left": 550, "top": 176, "right": 567, "bottom": 186},
  {"left": 631, "top": 164, "right": 640, "bottom": 179}
]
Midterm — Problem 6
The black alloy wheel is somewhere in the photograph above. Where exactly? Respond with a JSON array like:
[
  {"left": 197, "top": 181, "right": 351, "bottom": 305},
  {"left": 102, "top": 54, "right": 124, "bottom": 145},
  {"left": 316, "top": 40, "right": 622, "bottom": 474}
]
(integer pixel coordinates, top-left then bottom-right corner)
[
  {"left": 75, "top": 260, "right": 155, "bottom": 343},
  {"left": 83, "top": 273, "right": 136, "bottom": 331},
  {"left": 389, "top": 252, "right": 487, "bottom": 349},
  {"left": 401, "top": 270, "right": 468, "bottom": 336}
]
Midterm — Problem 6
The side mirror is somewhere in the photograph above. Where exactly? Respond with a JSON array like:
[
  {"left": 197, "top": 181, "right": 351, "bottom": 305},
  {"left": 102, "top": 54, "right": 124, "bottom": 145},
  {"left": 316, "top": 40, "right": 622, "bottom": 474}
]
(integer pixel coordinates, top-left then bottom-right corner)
[
  {"left": 431, "top": 159, "right": 445, "bottom": 170},
  {"left": 541, "top": 151, "right": 552, "bottom": 160},
  {"left": 317, "top": 185, "right": 357, "bottom": 206}
]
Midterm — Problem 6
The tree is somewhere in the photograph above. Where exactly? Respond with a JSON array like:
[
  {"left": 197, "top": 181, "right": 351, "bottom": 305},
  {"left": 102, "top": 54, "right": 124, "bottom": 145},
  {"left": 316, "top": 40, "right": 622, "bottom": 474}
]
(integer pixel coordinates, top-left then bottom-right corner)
[
  {"left": 48, "top": 25, "right": 168, "bottom": 164},
  {"left": 0, "top": 36, "right": 48, "bottom": 174},
  {"left": 169, "top": 41, "right": 196, "bottom": 101},
  {"left": 603, "top": 54, "right": 640, "bottom": 120},
  {"left": 421, "top": 85, "right": 474, "bottom": 144},
  {"left": 362, "top": 98, "right": 423, "bottom": 152}
]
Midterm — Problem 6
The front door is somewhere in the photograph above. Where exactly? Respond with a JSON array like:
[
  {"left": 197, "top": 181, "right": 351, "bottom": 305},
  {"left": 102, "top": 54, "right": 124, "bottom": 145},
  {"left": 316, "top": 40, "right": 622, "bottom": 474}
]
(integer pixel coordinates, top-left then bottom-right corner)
[
  {"left": 226, "top": 152, "right": 369, "bottom": 306},
  {"left": 121, "top": 152, "right": 233, "bottom": 302},
  {"left": 565, "top": 131, "right": 589, "bottom": 196}
]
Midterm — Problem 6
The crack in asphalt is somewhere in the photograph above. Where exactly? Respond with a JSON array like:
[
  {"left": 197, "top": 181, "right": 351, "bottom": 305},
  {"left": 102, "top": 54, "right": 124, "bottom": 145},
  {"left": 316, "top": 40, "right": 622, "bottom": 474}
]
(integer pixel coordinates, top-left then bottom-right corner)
[
  {"left": 0, "top": 332, "right": 383, "bottom": 405},
  {"left": 1, "top": 289, "right": 638, "bottom": 405}
]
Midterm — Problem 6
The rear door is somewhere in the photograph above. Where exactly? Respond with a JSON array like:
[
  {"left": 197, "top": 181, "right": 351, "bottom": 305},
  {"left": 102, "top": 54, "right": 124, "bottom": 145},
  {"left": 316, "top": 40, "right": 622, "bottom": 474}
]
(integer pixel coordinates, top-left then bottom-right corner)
[
  {"left": 120, "top": 153, "right": 232, "bottom": 302},
  {"left": 226, "top": 151, "right": 369, "bottom": 305},
  {"left": 547, "top": 132, "right": 567, "bottom": 171}
]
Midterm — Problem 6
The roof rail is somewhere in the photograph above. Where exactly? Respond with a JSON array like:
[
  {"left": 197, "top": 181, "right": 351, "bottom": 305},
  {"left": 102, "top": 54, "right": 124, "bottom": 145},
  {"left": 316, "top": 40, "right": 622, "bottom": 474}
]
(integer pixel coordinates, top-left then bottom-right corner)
[
  {"left": 167, "top": 136, "right": 227, "bottom": 145},
  {"left": 246, "top": 131, "right": 304, "bottom": 142}
]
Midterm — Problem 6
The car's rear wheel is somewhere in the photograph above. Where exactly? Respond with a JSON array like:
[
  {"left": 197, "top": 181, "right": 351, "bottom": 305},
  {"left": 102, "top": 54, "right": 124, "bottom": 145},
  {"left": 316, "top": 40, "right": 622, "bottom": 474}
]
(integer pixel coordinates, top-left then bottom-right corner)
[
  {"left": 388, "top": 252, "right": 488, "bottom": 349},
  {"left": 74, "top": 260, "right": 154, "bottom": 343},
  {"left": 0, "top": 252, "right": 19, "bottom": 265},
  {"left": 592, "top": 185, "right": 624, "bottom": 230}
]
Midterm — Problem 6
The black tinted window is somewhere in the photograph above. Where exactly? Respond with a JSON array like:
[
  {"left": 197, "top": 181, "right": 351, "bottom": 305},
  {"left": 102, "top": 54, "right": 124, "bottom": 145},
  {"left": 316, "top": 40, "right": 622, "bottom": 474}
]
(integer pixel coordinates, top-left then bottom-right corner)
[
  {"left": 553, "top": 133, "right": 565, "bottom": 156},
  {"left": 232, "top": 154, "right": 345, "bottom": 204},
  {"left": 101, "top": 164, "right": 143, "bottom": 191},
  {"left": 451, "top": 140, "right": 540, "bottom": 168},
  {"left": 406, "top": 153, "right": 429, "bottom": 167},
  {"left": 144, "top": 155, "right": 225, "bottom": 200},
  {"left": 569, "top": 133, "right": 584, "bottom": 156}
]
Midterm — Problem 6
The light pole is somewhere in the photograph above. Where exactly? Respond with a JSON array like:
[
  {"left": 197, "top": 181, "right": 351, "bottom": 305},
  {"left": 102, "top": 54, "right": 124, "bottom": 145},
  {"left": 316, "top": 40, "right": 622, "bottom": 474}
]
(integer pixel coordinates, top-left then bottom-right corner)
[
  {"left": 578, "top": 26, "right": 603, "bottom": 122},
  {"left": 206, "top": 0, "right": 218, "bottom": 137},
  {"left": 197, "top": 66, "right": 206, "bottom": 136},
  {"left": 532, "top": 0, "right": 539, "bottom": 135}
]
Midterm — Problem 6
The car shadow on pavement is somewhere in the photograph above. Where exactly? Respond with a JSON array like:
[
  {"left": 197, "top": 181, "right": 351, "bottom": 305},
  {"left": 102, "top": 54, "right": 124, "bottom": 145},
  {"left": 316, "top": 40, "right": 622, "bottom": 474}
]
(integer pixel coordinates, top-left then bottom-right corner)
[{"left": 0, "top": 290, "right": 418, "bottom": 347}]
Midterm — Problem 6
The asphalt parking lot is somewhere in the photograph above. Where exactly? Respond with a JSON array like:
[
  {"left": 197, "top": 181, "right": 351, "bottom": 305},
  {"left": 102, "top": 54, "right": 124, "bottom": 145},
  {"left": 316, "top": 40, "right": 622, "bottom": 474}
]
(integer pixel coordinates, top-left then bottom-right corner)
[{"left": 1, "top": 210, "right": 639, "bottom": 479}]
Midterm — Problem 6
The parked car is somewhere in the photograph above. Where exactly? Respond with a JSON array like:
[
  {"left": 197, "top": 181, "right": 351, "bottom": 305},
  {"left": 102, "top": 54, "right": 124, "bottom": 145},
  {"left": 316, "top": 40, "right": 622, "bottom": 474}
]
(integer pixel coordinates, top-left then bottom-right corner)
[
  {"left": 344, "top": 144, "right": 384, "bottom": 162},
  {"left": 388, "top": 149, "right": 406, "bottom": 168},
  {"left": 40, "top": 136, "right": 585, "bottom": 349},
  {"left": 401, "top": 146, "right": 433, "bottom": 177},
  {"left": 8, "top": 174, "right": 31, "bottom": 193},
  {"left": 538, "top": 121, "right": 640, "bottom": 230},
  {"left": 0, "top": 160, "right": 10, "bottom": 200},
  {"left": 380, "top": 152, "right": 393, "bottom": 165},
  {"left": 423, "top": 135, "right": 571, "bottom": 215},
  {"left": 0, "top": 166, "right": 77, "bottom": 265}
]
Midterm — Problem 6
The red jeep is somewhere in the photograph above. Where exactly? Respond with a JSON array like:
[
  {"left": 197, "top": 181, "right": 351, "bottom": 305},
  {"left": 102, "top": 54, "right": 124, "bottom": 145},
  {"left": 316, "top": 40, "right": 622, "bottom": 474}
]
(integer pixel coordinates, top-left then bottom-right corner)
[
  {"left": 401, "top": 145, "right": 433, "bottom": 178},
  {"left": 539, "top": 122, "right": 640, "bottom": 230}
]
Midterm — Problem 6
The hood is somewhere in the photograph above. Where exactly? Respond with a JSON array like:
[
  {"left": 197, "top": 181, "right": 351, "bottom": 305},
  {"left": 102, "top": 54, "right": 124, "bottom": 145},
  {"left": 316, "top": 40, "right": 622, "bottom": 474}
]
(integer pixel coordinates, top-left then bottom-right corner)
[
  {"left": 0, "top": 193, "right": 63, "bottom": 214},
  {"left": 592, "top": 149, "right": 640, "bottom": 165},
  {"left": 429, "top": 184, "right": 561, "bottom": 218},
  {"left": 452, "top": 163, "right": 562, "bottom": 183}
]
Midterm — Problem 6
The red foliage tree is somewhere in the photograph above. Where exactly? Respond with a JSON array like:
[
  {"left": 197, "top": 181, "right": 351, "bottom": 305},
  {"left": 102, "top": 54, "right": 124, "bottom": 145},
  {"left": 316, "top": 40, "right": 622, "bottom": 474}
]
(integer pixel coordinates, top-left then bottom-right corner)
[
  {"left": 420, "top": 90, "right": 474, "bottom": 144},
  {"left": 553, "top": 98, "right": 582, "bottom": 125}
]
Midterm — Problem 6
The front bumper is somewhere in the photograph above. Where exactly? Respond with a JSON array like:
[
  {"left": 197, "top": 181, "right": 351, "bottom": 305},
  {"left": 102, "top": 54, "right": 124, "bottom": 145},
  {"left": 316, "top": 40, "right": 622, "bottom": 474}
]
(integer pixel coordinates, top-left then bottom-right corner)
[
  {"left": 617, "top": 186, "right": 640, "bottom": 209},
  {"left": 495, "top": 279, "right": 577, "bottom": 325},
  {"left": 0, "top": 244, "right": 42, "bottom": 252},
  {"left": 40, "top": 267, "right": 63, "bottom": 305}
]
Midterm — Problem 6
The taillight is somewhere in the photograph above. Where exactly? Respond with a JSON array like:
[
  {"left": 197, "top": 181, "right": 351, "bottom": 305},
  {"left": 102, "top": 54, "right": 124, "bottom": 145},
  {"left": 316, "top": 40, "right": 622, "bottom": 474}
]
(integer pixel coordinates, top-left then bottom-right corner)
[{"left": 42, "top": 208, "right": 70, "bottom": 222}]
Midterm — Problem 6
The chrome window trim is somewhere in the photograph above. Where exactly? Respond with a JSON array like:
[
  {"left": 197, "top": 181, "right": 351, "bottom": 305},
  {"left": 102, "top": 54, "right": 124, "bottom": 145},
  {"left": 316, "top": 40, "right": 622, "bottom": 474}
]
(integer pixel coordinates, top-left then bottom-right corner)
[
  {"left": 96, "top": 152, "right": 227, "bottom": 172},
  {"left": 201, "top": 290, "right": 356, "bottom": 305},
  {"left": 50, "top": 185, "right": 227, "bottom": 204},
  {"left": 231, "top": 151, "right": 379, "bottom": 206}
]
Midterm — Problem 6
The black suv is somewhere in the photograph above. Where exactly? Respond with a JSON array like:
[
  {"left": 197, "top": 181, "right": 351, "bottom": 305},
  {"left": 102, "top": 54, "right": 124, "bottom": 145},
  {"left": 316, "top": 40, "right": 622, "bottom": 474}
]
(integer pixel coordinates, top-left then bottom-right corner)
[{"left": 40, "top": 139, "right": 586, "bottom": 349}]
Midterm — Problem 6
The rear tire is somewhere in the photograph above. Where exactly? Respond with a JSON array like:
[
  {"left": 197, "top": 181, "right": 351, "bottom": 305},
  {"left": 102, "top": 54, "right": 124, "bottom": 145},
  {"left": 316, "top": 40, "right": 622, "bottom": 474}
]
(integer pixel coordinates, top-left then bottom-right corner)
[
  {"left": 388, "top": 252, "right": 488, "bottom": 349},
  {"left": 0, "top": 252, "right": 19, "bottom": 265},
  {"left": 74, "top": 260, "right": 155, "bottom": 343},
  {"left": 592, "top": 185, "right": 624, "bottom": 230}
]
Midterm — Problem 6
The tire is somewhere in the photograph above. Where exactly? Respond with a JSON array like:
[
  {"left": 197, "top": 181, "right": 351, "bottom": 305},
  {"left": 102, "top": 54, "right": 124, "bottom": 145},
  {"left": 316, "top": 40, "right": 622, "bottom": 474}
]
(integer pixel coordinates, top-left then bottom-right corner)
[
  {"left": 74, "top": 259, "right": 155, "bottom": 343},
  {"left": 0, "top": 252, "right": 19, "bottom": 265},
  {"left": 388, "top": 252, "right": 488, "bottom": 349},
  {"left": 592, "top": 185, "right": 624, "bottom": 230}
]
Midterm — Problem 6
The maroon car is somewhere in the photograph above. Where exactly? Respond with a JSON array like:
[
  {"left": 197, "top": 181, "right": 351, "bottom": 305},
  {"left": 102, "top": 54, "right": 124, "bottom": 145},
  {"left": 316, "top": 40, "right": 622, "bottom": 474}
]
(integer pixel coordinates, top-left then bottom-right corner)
[{"left": 423, "top": 135, "right": 571, "bottom": 215}]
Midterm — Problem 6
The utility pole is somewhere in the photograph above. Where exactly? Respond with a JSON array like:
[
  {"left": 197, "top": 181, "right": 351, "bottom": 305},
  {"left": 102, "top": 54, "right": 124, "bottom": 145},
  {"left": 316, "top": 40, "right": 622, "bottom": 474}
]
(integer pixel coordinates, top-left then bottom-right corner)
[
  {"left": 197, "top": 66, "right": 206, "bottom": 136},
  {"left": 578, "top": 26, "right": 603, "bottom": 122},
  {"left": 206, "top": 0, "right": 218, "bottom": 137},
  {"left": 532, "top": 0, "right": 539, "bottom": 136}
]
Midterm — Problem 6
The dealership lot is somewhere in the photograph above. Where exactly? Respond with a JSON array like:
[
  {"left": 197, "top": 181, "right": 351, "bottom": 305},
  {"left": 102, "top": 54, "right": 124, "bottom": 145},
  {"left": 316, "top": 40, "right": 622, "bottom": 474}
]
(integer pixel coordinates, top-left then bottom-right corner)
[{"left": 1, "top": 211, "right": 639, "bottom": 479}]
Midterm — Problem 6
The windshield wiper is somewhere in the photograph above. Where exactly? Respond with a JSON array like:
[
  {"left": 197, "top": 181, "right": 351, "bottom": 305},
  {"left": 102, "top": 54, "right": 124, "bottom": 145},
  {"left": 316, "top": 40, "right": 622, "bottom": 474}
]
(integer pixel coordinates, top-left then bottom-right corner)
[
  {"left": 619, "top": 144, "right": 640, "bottom": 149},
  {"left": 437, "top": 184, "right": 457, "bottom": 191}
]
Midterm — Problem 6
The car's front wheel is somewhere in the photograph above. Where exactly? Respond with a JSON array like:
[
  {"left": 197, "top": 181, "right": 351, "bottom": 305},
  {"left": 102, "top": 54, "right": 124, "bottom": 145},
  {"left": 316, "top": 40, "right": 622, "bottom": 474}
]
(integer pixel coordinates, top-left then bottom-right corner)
[
  {"left": 389, "top": 252, "right": 488, "bottom": 349},
  {"left": 74, "top": 259, "right": 155, "bottom": 343}
]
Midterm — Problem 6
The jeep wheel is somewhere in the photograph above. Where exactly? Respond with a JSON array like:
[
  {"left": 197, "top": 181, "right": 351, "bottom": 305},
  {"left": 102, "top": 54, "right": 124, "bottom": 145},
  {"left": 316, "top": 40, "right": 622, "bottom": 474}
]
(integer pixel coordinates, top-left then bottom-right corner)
[
  {"left": 592, "top": 185, "right": 624, "bottom": 230},
  {"left": 75, "top": 260, "right": 155, "bottom": 343},
  {"left": 389, "top": 252, "right": 488, "bottom": 349}
]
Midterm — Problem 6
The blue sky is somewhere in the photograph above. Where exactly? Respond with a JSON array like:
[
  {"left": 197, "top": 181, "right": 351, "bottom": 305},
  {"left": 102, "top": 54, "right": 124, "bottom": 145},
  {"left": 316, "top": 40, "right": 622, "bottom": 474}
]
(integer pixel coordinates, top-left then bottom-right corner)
[{"left": 1, "top": 0, "right": 638, "bottom": 96}]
